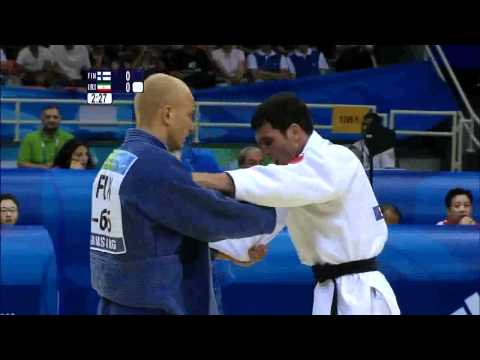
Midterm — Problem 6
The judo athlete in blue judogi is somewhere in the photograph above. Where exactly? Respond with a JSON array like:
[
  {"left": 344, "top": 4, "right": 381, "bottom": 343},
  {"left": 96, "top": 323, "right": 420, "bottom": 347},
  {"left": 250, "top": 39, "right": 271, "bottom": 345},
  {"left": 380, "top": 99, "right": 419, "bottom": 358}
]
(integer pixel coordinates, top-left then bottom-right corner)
[{"left": 90, "top": 74, "right": 277, "bottom": 315}]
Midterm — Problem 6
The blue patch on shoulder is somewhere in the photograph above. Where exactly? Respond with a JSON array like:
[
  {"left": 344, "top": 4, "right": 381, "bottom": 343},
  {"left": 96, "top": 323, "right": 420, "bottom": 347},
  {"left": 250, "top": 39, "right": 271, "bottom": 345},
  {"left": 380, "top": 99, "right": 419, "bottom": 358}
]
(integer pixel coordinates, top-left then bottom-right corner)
[
  {"left": 102, "top": 149, "right": 138, "bottom": 175},
  {"left": 373, "top": 205, "right": 384, "bottom": 221}
]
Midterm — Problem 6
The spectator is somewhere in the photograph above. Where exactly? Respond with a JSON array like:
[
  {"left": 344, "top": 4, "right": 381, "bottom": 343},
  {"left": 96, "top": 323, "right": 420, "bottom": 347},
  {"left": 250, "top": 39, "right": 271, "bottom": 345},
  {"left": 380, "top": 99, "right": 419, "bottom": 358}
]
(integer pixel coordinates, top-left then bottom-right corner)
[
  {"left": 1, "top": 194, "right": 19, "bottom": 225},
  {"left": 17, "top": 106, "right": 74, "bottom": 169},
  {"left": 166, "top": 45, "right": 217, "bottom": 89},
  {"left": 237, "top": 45, "right": 256, "bottom": 54},
  {"left": 1, "top": 46, "right": 23, "bottom": 86},
  {"left": 53, "top": 138, "right": 96, "bottom": 169},
  {"left": 380, "top": 204, "right": 402, "bottom": 225},
  {"left": 351, "top": 112, "right": 396, "bottom": 170},
  {"left": 238, "top": 146, "right": 264, "bottom": 168},
  {"left": 119, "top": 46, "right": 145, "bottom": 69},
  {"left": 274, "top": 45, "right": 295, "bottom": 56},
  {"left": 0, "top": 47, "right": 6, "bottom": 62},
  {"left": 102, "top": 45, "right": 129, "bottom": 70},
  {"left": 437, "top": 188, "right": 477, "bottom": 225},
  {"left": 335, "top": 45, "right": 376, "bottom": 72},
  {"left": 90, "top": 45, "right": 111, "bottom": 69},
  {"left": 316, "top": 44, "right": 337, "bottom": 62},
  {"left": 211, "top": 45, "right": 246, "bottom": 86},
  {"left": 15, "top": 45, "right": 57, "bottom": 86},
  {"left": 246, "top": 45, "right": 294, "bottom": 82},
  {"left": 133, "top": 47, "right": 166, "bottom": 78},
  {"left": 288, "top": 45, "right": 329, "bottom": 78},
  {"left": 373, "top": 46, "right": 416, "bottom": 66},
  {"left": 0, "top": 47, "right": 7, "bottom": 85},
  {"left": 49, "top": 45, "right": 91, "bottom": 86}
]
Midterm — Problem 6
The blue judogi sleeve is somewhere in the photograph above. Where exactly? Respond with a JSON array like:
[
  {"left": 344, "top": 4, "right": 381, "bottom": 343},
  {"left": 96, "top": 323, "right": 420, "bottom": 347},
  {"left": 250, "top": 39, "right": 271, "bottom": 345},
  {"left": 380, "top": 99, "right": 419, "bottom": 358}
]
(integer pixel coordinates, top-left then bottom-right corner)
[{"left": 120, "top": 151, "right": 276, "bottom": 243}]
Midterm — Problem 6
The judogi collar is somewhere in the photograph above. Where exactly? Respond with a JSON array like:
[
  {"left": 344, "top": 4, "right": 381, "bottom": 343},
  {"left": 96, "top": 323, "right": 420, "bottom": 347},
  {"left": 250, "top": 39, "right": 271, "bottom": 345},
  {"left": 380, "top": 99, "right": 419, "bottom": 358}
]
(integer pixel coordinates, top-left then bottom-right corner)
[{"left": 124, "top": 128, "right": 168, "bottom": 151}]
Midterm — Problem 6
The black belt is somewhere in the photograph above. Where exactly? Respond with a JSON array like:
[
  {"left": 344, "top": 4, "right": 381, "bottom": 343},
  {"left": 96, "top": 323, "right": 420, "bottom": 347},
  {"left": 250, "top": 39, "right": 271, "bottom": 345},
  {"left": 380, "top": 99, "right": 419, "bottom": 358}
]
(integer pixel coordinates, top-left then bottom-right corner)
[{"left": 311, "top": 257, "right": 378, "bottom": 315}]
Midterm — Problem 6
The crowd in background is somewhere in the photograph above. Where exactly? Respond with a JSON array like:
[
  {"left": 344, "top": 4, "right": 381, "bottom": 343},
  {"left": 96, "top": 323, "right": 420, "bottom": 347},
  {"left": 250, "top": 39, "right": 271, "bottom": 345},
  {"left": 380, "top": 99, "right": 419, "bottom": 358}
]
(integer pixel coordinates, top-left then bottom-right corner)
[
  {"left": 0, "top": 45, "right": 424, "bottom": 89},
  {"left": 1, "top": 44, "right": 476, "bottom": 227}
]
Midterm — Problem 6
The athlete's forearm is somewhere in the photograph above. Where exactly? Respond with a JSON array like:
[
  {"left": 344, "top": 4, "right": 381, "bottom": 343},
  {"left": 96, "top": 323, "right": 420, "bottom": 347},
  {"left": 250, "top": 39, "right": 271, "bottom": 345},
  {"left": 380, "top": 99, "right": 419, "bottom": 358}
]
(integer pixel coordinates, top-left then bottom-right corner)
[{"left": 192, "top": 172, "right": 235, "bottom": 196}]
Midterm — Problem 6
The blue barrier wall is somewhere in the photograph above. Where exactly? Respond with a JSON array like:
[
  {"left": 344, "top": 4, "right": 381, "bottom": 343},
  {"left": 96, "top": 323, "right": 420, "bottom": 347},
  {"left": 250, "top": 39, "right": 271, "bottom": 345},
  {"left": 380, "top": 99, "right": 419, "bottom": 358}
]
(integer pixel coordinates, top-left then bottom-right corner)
[
  {"left": 1, "top": 169, "right": 99, "bottom": 314},
  {"left": 1, "top": 225, "right": 58, "bottom": 314},
  {"left": 1, "top": 169, "right": 478, "bottom": 314},
  {"left": 373, "top": 170, "right": 480, "bottom": 224},
  {"left": 221, "top": 225, "right": 479, "bottom": 315}
]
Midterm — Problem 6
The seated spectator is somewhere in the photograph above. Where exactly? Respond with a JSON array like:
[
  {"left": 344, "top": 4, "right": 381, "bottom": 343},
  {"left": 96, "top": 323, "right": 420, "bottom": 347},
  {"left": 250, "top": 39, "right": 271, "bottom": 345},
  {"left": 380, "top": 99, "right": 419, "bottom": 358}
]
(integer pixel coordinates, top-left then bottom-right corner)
[
  {"left": 246, "top": 45, "right": 294, "bottom": 82},
  {"left": 49, "top": 45, "right": 91, "bottom": 86},
  {"left": 53, "top": 138, "right": 96, "bottom": 170},
  {"left": 102, "top": 45, "right": 129, "bottom": 70},
  {"left": 0, "top": 47, "right": 6, "bottom": 62},
  {"left": 274, "top": 45, "right": 295, "bottom": 56},
  {"left": 380, "top": 204, "right": 402, "bottom": 225},
  {"left": 90, "top": 45, "right": 111, "bottom": 69},
  {"left": 237, "top": 45, "right": 255, "bottom": 53},
  {"left": 288, "top": 45, "right": 329, "bottom": 78},
  {"left": 437, "top": 188, "right": 477, "bottom": 225},
  {"left": 0, "top": 47, "right": 7, "bottom": 85},
  {"left": 15, "top": 45, "right": 57, "bottom": 86},
  {"left": 119, "top": 46, "right": 146, "bottom": 69},
  {"left": 238, "top": 146, "right": 264, "bottom": 168},
  {"left": 132, "top": 46, "right": 166, "bottom": 78},
  {"left": 375, "top": 46, "right": 419, "bottom": 66},
  {"left": 351, "top": 112, "right": 396, "bottom": 170},
  {"left": 17, "top": 106, "right": 74, "bottom": 169},
  {"left": 335, "top": 45, "right": 376, "bottom": 72},
  {"left": 211, "top": 45, "right": 246, "bottom": 86},
  {"left": 166, "top": 45, "right": 216, "bottom": 89},
  {"left": 1, "top": 194, "right": 20, "bottom": 225}
]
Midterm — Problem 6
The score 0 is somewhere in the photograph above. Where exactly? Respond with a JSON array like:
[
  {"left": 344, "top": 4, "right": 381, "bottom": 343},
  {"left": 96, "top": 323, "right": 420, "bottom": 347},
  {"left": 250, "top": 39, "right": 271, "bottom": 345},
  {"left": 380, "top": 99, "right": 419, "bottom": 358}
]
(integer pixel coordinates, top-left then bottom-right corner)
[{"left": 125, "top": 70, "right": 144, "bottom": 93}]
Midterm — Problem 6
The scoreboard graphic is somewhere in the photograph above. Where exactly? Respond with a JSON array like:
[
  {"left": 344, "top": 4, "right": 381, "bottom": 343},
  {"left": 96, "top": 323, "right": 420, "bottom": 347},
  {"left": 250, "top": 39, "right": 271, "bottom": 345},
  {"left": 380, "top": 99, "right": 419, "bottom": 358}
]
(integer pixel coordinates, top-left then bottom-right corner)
[{"left": 86, "top": 69, "right": 144, "bottom": 104}]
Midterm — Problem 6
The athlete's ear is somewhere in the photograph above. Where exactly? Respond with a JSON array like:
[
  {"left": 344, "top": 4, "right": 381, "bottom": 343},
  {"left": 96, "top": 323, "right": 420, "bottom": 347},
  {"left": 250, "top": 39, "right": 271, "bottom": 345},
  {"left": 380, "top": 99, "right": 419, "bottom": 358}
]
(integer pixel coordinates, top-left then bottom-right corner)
[
  {"left": 159, "top": 105, "right": 174, "bottom": 126},
  {"left": 287, "top": 123, "right": 302, "bottom": 140}
]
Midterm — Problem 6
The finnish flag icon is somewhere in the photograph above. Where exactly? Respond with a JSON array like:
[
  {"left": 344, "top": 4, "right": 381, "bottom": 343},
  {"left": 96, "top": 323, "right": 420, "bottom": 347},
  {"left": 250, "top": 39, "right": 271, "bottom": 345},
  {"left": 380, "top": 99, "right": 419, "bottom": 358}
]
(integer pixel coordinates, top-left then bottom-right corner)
[{"left": 97, "top": 71, "right": 111, "bottom": 81}]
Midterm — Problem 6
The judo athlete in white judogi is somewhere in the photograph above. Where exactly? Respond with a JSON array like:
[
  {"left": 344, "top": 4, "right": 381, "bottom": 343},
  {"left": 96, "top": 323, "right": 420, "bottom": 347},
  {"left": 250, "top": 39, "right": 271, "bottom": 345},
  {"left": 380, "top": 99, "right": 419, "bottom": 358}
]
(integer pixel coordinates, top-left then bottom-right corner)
[{"left": 194, "top": 92, "right": 400, "bottom": 315}]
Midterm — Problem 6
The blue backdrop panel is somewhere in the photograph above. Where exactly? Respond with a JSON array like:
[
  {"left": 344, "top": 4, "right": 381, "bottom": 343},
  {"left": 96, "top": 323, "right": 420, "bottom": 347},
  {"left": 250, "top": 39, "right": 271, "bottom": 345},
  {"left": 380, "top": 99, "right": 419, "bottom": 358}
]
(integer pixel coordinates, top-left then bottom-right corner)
[
  {"left": 442, "top": 45, "right": 480, "bottom": 70},
  {"left": 193, "top": 61, "right": 458, "bottom": 143},
  {"left": 220, "top": 225, "right": 479, "bottom": 315},
  {"left": 50, "top": 169, "right": 100, "bottom": 314},
  {"left": 379, "top": 225, "right": 479, "bottom": 315},
  {"left": 1, "top": 169, "right": 99, "bottom": 314},
  {"left": 1, "top": 168, "right": 478, "bottom": 315},
  {"left": 1, "top": 225, "right": 58, "bottom": 314},
  {"left": 373, "top": 170, "right": 480, "bottom": 225}
]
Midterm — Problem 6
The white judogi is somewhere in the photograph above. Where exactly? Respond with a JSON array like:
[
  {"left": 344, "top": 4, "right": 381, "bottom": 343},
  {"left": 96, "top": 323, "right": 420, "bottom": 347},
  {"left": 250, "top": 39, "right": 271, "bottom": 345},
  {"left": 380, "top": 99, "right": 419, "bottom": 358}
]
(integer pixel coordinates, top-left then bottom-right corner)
[
  {"left": 210, "top": 208, "right": 288, "bottom": 262},
  {"left": 221, "top": 131, "right": 400, "bottom": 315}
]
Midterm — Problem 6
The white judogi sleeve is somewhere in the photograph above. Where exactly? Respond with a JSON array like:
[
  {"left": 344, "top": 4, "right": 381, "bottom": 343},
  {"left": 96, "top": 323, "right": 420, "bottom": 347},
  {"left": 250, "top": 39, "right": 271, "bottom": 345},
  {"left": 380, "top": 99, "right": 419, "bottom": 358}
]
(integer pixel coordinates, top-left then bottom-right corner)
[
  {"left": 226, "top": 145, "right": 359, "bottom": 208},
  {"left": 209, "top": 208, "right": 288, "bottom": 262}
]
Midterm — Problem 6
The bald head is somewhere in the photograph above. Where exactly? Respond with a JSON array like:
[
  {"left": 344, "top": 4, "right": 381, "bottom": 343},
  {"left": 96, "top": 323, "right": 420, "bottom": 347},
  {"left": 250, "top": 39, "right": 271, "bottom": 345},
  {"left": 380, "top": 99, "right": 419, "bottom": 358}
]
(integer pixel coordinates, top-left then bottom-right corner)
[
  {"left": 133, "top": 73, "right": 196, "bottom": 152},
  {"left": 134, "top": 73, "right": 193, "bottom": 128}
]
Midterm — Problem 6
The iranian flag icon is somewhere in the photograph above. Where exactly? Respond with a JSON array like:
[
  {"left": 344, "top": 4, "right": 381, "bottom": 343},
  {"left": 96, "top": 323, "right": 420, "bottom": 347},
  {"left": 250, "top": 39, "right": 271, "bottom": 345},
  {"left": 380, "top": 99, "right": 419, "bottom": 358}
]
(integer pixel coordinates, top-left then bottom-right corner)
[{"left": 97, "top": 82, "right": 111, "bottom": 93}]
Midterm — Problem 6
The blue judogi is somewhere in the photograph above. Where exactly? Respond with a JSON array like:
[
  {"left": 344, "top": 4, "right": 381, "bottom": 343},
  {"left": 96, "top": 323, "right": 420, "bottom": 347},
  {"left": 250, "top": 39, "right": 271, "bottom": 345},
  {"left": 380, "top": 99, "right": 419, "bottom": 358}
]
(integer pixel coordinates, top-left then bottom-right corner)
[{"left": 91, "top": 129, "right": 276, "bottom": 315}]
